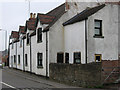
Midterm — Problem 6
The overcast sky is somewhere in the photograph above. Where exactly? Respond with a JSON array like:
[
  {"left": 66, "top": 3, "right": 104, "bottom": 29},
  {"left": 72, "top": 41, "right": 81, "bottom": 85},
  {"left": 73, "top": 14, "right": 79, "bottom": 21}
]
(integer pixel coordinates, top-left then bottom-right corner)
[{"left": 0, "top": 0, "right": 65, "bottom": 51}]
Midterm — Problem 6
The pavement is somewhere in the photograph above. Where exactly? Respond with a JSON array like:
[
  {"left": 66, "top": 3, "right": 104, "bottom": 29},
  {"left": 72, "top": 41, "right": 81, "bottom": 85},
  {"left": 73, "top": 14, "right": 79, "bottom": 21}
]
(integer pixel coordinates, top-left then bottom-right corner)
[{"left": 1, "top": 67, "right": 119, "bottom": 90}]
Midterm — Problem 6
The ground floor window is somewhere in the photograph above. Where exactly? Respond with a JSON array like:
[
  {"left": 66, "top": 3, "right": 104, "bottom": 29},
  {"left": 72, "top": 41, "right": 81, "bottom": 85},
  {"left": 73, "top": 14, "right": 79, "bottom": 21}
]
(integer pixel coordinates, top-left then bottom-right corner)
[
  {"left": 74, "top": 52, "right": 81, "bottom": 64},
  {"left": 25, "top": 54, "right": 28, "bottom": 66},
  {"left": 37, "top": 53, "right": 43, "bottom": 67},
  {"left": 18, "top": 55, "right": 20, "bottom": 64},
  {"left": 14, "top": 55, "right": 16, "bottom": 64},
  {"left": 65, "top": 53, "right": 69, "bottom": 63},
  {"left": 95, "top": 54, "right": 102, "bottom": 62},
  {"left": 57, "top": 53, "right": 64, "bottom": 63}
]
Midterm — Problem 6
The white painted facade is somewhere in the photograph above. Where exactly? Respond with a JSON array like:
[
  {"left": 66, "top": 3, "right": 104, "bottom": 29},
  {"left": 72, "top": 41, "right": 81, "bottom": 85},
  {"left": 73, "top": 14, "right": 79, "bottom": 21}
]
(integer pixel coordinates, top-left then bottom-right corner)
[
  {"left": 16, "top": 34, "right": 24, "bottom": 70},
  {"left": 9, "top": 2, "right": 120, "bottom": 77},
  {"left": 64, "top": 21, "right": 86, "bottom": 64},
  {"left": 87, "top": 4, "right": 119, "bottom": 62},
  {"left": 9, "top": 40, "right": 17, "bottom": 68},
  {"left": 31, "top": 21, "right": 48, "bottom": 76},
  {"left": 64, "top": 3, "right": 120, "bottom": 63}
]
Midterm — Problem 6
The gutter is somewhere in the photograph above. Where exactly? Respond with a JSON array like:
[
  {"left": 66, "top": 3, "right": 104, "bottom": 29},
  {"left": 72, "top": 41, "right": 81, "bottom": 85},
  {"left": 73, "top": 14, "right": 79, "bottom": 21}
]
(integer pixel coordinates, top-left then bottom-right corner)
[
  {"left": 85, "top": 18, "right": 88, "bottom": 64},
  {"left": 8, "top": 35, "right": 10, "bottom": 67},
  {"left": 30, "top": 36, "right": 32, "bottom": 73},
  {"left": 16, "top": 42, "right": 17, "bottom": 68},
  {"left": 23, "top": 38, "right": 25, "bottom": 71},
  {"left": 46, "top": 32, "right": 48, "bottom": 77}
]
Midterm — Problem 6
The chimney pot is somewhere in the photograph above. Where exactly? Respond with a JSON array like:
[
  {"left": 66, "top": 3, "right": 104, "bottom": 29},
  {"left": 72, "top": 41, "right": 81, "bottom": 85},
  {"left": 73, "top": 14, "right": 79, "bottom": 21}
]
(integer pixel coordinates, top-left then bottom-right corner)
[
  {"left": 33, "top": 13, "right": 36, "bottom": 18},
  {"left": 30, "top": 13, "right": 33, "bottom": 18}
]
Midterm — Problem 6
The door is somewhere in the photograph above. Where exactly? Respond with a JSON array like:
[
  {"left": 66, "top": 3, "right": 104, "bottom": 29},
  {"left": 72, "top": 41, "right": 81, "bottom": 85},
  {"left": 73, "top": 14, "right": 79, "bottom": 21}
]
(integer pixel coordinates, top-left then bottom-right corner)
[
  {"left": 11, "top": 56, "right": 13, "bottom": 67},
  {"left": 57, "top": 53, "right": 64, "bottom": 63}
]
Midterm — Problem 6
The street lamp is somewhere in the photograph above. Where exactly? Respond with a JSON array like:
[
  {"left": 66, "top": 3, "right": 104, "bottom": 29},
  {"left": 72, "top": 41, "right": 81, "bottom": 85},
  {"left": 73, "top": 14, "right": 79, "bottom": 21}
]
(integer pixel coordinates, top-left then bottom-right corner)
[{"left": 0, "top": 29, "right": 7, "bottom": 51}]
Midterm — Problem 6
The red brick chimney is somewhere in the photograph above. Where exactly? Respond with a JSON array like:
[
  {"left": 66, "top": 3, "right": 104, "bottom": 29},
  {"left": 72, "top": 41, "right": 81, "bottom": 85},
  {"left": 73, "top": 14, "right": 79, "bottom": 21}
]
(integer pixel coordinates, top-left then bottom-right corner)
[{"left": 65, "top": 0, "right": 70, "bottom": 11}]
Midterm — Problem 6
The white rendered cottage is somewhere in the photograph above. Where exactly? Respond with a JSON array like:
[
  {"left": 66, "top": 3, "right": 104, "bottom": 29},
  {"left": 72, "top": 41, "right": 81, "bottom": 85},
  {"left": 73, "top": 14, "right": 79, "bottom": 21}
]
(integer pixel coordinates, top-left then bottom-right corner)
[
  {"left": 16, "top": 26, "right": 26, "bottom": 70},
  {"left": 9, "top": 31, "right": 19, "bottom": 68},
  {"left": 63, "top": 3, "right": 120, "bottom": 64},
  {"left": 29, "top": 3, "right": 66, "bottom": 77}
]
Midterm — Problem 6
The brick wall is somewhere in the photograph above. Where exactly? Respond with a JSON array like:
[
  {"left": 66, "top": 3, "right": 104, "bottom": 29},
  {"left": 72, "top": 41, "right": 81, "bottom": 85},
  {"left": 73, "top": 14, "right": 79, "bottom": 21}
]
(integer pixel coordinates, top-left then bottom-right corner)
[
  {"left": 102, "top": 60, "right": 120, "bottom": 84},
  {"left": 49, "top": 63, "right": 102, "bottom": 87}
]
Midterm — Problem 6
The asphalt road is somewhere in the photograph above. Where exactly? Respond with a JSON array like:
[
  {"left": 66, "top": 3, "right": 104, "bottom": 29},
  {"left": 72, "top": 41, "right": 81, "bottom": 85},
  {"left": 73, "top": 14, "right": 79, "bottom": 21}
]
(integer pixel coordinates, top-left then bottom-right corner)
[
  {"left": 1, "top": 67, "right": 108, "bottom": 90},
  {"left": 2, "top": 68, "right": 54, "bottom": 89}
]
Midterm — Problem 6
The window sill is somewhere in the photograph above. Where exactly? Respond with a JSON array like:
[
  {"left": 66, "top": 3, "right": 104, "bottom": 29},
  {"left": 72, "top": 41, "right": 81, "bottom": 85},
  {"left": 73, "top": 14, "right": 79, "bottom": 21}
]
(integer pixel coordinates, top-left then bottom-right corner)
[
  {"left": 37, "top": 41, "right": 42, "bottom": 43},
  {"left": 26, "top": 44, "right": 30, "bottom": 46},
  {"left": 93, "top": 36, "right": 104, "bottom": 38},
  {"left": 37, "top": 66, "right": 43, "bottom": 69}
]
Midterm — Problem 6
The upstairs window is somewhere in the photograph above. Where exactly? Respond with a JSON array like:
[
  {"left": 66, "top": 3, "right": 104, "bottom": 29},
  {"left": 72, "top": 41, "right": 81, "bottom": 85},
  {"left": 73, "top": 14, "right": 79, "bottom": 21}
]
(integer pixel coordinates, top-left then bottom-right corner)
[
  {"left": 37, "top": 28, "right": 42, "bottom": 43},
  {"left": 26, "top": 33, "right": 29, "bottom": 45},
  {"left": 94, "top": 20, "right": 102, "bottom": 36},
  {"left": 95, "top": 54, "right": 102, "bottom": 62},
  {"left": 37, "top": 53, "right": 43, "bottom": 67},
  {"left": 65, "top": 53, "right": 69, "bottom": 63},
  {"left": 18, "top": 55, "right": 20, "bottom": 64},
  {"left": 57, "top": 53, "right": 64, "bottom": 63},
  {"left": 74, "top": 52, "right": 81, "bottom": 64}
]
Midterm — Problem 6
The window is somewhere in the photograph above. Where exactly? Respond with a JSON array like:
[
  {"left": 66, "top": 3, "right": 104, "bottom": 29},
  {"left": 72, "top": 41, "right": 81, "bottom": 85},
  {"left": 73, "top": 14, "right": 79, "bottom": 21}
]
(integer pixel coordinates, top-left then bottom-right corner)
[
  {"left": 25, "top": 54, "right": 28, "bottom": 66},
  {"left": 14, "top": 55, "right": 16, "bottom": 64},
  {"left": 26, "top": 33, "right": 29, "bottom": 45},
  {"left": 12, "top": 42, "right": 14, "bottom": 49},
  {"left": 20, "top": 37, "right": 22, "bottom": 47},
  {"left": 37, "top": 28, "right": 42, "bottom": 43},
  {"left": 57, "top": 53, "right": 64, "bottom": 63},
  {"left": 95, "top": 54, "right": 102, "bottom": 62},
  {"left": 37, "top": 53, "right": 43, "bottom": 67},
  {"left": 18, "top": 55, "right": 20, "bottom": 64},
  {"left": 94, "top": 20, "right": 102, "bottom": 36},
  {"left": 65, "top": 53, "right": 69, "bottom": 63},
  {"left": 74, "top": 52, "right": 81, "bottom": 64}
]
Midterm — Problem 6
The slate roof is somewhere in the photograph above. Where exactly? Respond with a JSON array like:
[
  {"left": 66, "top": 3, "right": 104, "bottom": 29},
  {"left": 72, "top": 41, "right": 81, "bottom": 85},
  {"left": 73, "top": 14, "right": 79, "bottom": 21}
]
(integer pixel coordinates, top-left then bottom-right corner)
[
  {"left": 27, "top": 18, "right": 36, "bottom": 30},
  {"left": 63, "top": 4, "right": 105, "bottom": 26},
  {"left": 38, "top": 13, "right": 55, "bottom": 24},
  {"left": 19, "top": 26, "right": 25, "bottom": 34},
  {"left": 11, "top": 31, "right": 19, "bottom": 39},
  {"left": 47, "top": 3, "right": 65, "bottom": 17},
  {"left": 30, "top": 3, "right": 65, "bottom": 36},
  {"left": 105, "top": 2, "right": 120, "bottom": 5},
  {"left": 43, "top": 3, "right": 66, "bottom": 32}
]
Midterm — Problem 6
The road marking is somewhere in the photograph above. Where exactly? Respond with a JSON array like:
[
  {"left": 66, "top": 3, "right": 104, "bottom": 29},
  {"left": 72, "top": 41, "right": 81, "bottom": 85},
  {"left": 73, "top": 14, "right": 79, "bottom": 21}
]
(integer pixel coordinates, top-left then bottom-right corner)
[{"left": 1, "top": 82, "right": 16, "bottom": 89}]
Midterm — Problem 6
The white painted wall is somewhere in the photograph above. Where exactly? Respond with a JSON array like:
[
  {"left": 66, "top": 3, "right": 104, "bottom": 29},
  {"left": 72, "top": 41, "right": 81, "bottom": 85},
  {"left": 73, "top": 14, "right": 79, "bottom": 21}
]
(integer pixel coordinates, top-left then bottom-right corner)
[
  {"left": 64, "top": 21, "right": 86, "bottom": 64},
  {"left": 9, "top": 41, "right": 17, "bottom": 68},
  {"left": 24, "top": 30, "right": 31, "bottom": 72},
  {"left": 16, "top": 40, "right": 23, "bottom": 70},
  {"left": 31, "top": 21, "right": 48, "bottom": 76},
  {"left": 87, "top": 4, "right": 119, "bottom": 62},
  {"left": 63, "top": 4, "right": 119, "bottom": 63}
]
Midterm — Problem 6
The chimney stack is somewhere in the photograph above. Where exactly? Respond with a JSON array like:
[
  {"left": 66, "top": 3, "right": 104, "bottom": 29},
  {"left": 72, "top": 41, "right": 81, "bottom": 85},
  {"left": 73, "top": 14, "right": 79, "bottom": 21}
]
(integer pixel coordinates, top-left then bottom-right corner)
[
  {"left": 65, "top": 0, "right": 70, "bottom": 11},
  {"left": 30, "top": 13, "right": 33, "bottom": 18}
]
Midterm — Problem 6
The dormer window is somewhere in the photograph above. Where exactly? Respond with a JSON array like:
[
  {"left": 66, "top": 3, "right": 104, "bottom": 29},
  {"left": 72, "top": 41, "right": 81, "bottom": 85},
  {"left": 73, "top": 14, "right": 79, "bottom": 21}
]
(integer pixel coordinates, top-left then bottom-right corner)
[
  {"left": 37, "top": 28, "right": 42, "bottom": 43},
  {"left": 27, "top": 33, "right": 29, "bottom": 45}
]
